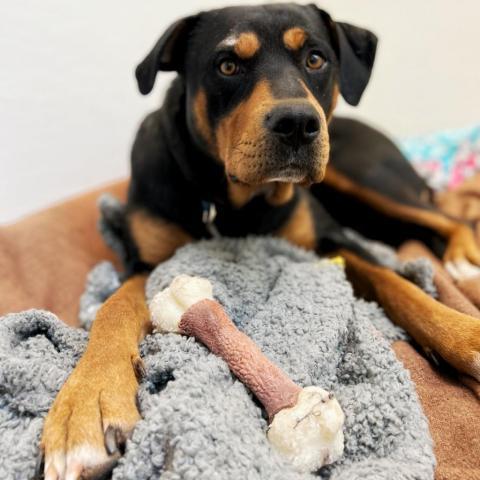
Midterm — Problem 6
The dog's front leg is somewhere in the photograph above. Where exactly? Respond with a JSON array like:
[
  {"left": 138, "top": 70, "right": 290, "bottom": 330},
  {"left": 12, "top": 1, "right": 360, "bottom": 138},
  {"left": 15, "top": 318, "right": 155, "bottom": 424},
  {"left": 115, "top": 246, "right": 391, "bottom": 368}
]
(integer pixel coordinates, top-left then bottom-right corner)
[{"left": 40, "top": 274, "right": 150, "bottom": 480}]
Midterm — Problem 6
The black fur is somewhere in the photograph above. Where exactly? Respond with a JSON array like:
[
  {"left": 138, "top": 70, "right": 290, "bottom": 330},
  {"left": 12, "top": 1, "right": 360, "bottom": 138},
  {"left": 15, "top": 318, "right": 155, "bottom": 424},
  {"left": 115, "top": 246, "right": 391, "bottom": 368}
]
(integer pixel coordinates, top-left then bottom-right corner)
[
  {"left": 125, "top": 3, "right": 443, "bottom": 273},
  {"left": 312, "top": 118, "right": 446, "bottom": 255}
]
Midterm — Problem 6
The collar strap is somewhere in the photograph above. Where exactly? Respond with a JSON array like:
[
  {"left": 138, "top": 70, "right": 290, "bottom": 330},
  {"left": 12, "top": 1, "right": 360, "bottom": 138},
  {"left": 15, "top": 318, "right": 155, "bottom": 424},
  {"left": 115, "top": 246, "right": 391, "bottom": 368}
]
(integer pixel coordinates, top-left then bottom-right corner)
[{"left": 202, "top": 201, "right": 220, "bottom": 238}]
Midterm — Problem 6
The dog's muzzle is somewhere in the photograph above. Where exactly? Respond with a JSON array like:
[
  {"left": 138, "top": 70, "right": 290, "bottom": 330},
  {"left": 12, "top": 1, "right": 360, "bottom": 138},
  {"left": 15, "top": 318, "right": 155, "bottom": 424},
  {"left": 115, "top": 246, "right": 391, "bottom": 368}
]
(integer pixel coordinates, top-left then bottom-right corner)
[{"left": 261, "top": 103, "right": 323, "bottom": 183}]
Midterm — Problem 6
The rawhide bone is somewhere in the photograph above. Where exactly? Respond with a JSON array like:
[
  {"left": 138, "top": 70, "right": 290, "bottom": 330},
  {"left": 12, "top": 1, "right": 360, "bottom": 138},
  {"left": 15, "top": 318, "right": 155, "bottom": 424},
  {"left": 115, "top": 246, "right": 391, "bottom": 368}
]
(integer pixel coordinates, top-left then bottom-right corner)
[{"left": 149, "top": 275, "right": 345, "bottom": 472}]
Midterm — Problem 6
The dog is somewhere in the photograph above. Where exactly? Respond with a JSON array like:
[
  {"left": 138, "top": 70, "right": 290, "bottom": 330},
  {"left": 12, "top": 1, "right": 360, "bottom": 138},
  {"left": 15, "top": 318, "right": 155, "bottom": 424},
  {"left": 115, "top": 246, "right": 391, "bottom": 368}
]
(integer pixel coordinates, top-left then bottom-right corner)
[{"left": 40, "top": 4, "right": 480, "bottom": 479}]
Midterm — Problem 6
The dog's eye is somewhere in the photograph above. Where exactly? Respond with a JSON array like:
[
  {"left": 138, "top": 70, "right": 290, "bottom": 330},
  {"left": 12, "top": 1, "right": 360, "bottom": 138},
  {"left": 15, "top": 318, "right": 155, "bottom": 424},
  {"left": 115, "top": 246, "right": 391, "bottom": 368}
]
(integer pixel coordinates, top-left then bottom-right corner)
[
  {"left": 306, "top": 52, "right": 325, "bottom": 70},
  {"left": 219, "top": 59, "right": 239, "bottom": 76}
]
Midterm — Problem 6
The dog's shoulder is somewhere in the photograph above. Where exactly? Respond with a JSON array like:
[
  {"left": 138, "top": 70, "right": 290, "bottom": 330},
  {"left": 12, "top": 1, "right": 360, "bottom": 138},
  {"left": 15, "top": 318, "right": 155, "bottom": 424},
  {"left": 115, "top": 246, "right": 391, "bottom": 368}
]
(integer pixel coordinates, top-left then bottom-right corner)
[{"left": 124, "top": 80, "right": 201, "bottom": 271}]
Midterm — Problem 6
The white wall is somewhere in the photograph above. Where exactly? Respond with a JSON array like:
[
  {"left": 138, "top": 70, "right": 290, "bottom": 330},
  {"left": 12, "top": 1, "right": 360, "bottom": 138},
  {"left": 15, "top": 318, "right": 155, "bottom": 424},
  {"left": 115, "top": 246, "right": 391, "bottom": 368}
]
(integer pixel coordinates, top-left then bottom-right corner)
[{"left": 1, "top": 0, "right": 479, "bottom": 223}]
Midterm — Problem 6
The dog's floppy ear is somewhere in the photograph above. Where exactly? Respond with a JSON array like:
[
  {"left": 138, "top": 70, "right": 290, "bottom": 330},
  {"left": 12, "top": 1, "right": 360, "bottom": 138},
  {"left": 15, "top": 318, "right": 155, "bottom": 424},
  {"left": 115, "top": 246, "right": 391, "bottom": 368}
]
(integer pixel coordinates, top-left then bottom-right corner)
[
  {"left": 313, "top": 6, "right": 378, "bottom": 106},
  {"left": 135, "top": 15, "right": 199, "bottom": 95},
  {"left": 334, "top": 21, "right": 378, "bottom": 105}
]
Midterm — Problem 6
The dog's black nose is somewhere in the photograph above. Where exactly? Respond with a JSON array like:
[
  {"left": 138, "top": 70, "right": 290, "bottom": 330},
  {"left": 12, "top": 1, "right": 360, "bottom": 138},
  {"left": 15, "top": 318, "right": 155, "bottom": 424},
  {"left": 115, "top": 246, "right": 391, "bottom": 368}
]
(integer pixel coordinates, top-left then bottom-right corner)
[{"left": 266, "top": 105, "right": 320, "bottom": 147}]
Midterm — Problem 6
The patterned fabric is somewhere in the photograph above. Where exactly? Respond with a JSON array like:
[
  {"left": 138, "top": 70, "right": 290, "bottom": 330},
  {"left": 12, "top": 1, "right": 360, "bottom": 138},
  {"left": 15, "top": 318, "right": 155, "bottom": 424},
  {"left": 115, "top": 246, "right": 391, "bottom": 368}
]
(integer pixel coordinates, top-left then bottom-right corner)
[{"left": 400, "top": 125, "right": 480, "bottom": 190}]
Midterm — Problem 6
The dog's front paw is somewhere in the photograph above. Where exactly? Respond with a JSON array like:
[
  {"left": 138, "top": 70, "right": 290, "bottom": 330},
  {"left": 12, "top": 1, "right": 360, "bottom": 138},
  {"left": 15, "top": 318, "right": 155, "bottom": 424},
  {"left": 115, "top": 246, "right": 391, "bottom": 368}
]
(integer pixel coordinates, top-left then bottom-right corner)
[
  {"left": 444, "top": 224, "right": 480, "bottom": 280},
  {"left": 40, "top": 352, "right": 142, "bottom": 480}
]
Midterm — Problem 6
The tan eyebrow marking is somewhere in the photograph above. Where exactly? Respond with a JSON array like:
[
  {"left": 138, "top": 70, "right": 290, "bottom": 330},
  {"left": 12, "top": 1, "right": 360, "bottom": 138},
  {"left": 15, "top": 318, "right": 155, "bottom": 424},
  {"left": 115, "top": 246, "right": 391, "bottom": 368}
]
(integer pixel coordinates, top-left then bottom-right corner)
[
  {"left": 233, "top": 32, "right": 261, "bottom": 59},
  {"left": 283, "top": 27, "right": 308, "bottom": 51}
]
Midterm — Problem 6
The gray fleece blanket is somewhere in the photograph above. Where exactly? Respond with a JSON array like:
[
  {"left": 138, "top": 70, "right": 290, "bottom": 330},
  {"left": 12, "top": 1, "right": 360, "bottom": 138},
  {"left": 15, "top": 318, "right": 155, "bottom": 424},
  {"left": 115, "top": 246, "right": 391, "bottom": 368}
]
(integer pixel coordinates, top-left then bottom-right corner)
[{"left": 0, "top": 237, "right": 435, "bottom": 480}]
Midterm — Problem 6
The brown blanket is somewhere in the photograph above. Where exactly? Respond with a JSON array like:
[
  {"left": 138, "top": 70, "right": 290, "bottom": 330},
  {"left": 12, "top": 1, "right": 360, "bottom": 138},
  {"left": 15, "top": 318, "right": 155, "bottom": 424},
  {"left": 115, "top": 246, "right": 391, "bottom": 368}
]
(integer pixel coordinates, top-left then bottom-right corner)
[
  {"left": 396, "top": 241, "right": 480, "bottom": 480},
  {"left": 0, "top": 181, "right": 126, "bottom": 326},
  {"left": 1, "top": 179, "right": 479, "bottom": 479}
]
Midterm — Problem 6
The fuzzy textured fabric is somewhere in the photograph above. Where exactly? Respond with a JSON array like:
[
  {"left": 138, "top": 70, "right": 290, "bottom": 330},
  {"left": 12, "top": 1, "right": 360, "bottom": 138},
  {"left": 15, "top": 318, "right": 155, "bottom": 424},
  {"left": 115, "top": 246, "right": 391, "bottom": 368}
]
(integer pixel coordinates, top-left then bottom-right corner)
[
  {"left": 0, "top": 310, "right": 87, "bottom": 479},
  {"left": 0, "top": 237, "right": 434, "bottom": 480}
]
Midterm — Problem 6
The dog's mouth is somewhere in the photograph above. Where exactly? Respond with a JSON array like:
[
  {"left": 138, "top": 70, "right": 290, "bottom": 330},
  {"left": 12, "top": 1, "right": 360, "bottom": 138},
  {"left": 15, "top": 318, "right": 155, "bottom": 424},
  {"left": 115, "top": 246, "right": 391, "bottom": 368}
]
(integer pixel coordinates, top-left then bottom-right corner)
[
  {"left": 263, "top": 162, "right": 312, "bottom": 184},
  {"left": 226, "top": 143, "right": 327, "bottom": 187},
  {"left": 223, "top": 138, "right": 329, "bottom": 208},
  {"left": 264, "top": 169, "right": 306, "bottom": 183},
  {"left": 264, "top": 148, "right": 320, "bottom": 182}
]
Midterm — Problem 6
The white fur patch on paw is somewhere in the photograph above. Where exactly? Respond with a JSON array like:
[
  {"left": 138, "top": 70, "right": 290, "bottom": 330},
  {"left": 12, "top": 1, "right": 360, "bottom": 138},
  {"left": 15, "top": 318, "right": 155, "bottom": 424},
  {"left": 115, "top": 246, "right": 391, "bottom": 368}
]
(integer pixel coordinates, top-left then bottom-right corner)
[
  {"left": 44, "top": 450, "right": 66, "bottom": 480},
  {"left": 45, "top": 445, "right": 108, "bottom": 480},
  {"left": 267, "top": 386, "right": 344, "bottom": 472},
  {"left": 445, "top": 260, "right": 480, "bottom": 281},
  {"left": 150, "top": 275, "right": 213, "bottom": 333}
]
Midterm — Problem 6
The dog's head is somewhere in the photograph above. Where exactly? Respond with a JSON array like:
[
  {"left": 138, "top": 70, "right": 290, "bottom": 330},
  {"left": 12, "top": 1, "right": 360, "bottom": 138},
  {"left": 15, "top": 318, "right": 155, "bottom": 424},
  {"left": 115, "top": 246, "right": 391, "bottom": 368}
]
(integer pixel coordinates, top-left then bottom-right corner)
[{"left": 136, "top": 3, "right": 377, "bottom": 191}]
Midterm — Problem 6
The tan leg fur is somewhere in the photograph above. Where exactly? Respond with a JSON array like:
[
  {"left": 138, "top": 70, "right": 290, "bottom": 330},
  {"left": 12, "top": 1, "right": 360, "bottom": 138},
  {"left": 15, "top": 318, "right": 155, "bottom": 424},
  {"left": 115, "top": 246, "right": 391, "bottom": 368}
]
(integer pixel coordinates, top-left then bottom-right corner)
[{"left": 41, "top": 274, "right": 150, "bottom": 480}]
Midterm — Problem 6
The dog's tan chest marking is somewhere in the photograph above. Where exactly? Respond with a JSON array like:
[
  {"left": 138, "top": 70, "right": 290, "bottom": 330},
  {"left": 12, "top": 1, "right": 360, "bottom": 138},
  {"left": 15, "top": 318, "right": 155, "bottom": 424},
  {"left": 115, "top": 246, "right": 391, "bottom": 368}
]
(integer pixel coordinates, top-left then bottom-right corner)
[
  {"left": 234, "top": 32, "right": 261, "bottom": 59},
  {"left": 283, "top": 27, "right": 308, "bottom": 51},
  {"left": 227, "top": 182, "right": 259, "bottom": 208},
  {"left": 266, "top": 182, "right": 295, "bottom": 206},
  {"left": 128, "top": 210, "right": 192, "bottom": 266},
  {"left": 276, "top": 195, "right": 316, "bottom": 250}
]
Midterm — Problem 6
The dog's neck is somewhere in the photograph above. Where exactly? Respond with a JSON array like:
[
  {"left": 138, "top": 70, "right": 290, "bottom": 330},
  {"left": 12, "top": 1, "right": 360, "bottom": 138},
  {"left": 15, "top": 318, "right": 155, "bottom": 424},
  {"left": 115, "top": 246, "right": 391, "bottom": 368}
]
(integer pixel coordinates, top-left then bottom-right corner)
[
  {"left": 160, "top": 77, "right": 225, "bottom": 202},
  {"left": 148, "top": 76, "right": 300, "bottom": 239}
]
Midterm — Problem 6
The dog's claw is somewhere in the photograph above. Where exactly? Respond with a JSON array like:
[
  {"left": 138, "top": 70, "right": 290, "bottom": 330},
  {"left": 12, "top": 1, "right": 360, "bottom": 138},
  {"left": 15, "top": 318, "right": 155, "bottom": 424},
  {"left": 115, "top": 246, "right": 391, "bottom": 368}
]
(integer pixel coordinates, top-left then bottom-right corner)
[
  {"left": 104, "top": 426, "right": 118, "bottom": 456},
  {"left": 104, "top": 425, "right": 129, "bottom": 457},
  {"left": 423, "top": 346, "right": 443, "bottom": 367},
  {"left": 132, "top": 356, "right": 146, "bottom": 381},
  {"left": 33, "top": 451, "right": 45, "bottom": 479},
  {"left": 41, "top": 352, "right": 141, "bottom": 480}
]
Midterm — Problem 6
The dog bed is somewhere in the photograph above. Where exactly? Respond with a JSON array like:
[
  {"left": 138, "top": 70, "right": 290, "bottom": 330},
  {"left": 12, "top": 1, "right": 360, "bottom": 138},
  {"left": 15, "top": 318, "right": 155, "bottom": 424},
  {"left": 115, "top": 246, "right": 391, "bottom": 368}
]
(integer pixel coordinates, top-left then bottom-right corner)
[
  {"left": 2, "top": 125, "right": 480, "bottom": 479},
  {"left": 0, "top": 236, "right": 435, "bottom": 479}
]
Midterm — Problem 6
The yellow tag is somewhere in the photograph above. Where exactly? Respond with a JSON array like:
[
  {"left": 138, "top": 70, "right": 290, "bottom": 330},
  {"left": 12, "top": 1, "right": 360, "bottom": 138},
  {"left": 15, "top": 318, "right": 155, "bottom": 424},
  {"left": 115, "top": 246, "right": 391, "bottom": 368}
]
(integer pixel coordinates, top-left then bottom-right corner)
[
  {"left": 314, "top": 256, "right": 345, "bottom": 269},
  {"left": 328, "top": 256, "right": 345, "bottom": 267}
]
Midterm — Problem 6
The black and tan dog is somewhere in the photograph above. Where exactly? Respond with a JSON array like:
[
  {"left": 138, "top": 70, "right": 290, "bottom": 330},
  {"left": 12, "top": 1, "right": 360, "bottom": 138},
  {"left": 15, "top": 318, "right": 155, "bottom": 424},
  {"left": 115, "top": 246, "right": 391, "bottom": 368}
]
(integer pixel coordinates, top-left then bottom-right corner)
[{"left": 40, "top": 4, "right": 480, "bottom": 479}]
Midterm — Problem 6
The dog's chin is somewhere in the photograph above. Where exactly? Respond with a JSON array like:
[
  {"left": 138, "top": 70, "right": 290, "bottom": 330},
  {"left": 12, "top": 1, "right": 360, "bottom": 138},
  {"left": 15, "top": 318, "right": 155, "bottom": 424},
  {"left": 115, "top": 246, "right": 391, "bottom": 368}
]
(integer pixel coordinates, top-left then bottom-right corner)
[
  {"left": 224, "top": 144, "right": 327, "bottom": 187},
  {"left": 227, "top": 169, "right": 305, "bottom": 186},
  {"left": 263, "top": 160, "right": 327, "bottom": 186},
  {"left": 227, "top": 165, "right": 323, "bottom": 187},
  {"left": 263, "top": 168, "right": 308, "bottom": 184}
]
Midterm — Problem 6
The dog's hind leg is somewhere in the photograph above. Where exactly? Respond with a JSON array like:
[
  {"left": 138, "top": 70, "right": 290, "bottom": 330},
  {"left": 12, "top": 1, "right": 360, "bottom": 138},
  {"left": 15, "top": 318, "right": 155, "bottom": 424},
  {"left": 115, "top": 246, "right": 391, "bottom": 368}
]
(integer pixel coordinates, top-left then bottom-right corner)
[
  {"left": 341, "top": 249, "right": 480, "bottom": 382},
  {"left": 316, "top": 118, "right": 480, "bottom": 281},
  {"left": 315, "top": 165, "right": 480, "bottom": 281}
]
